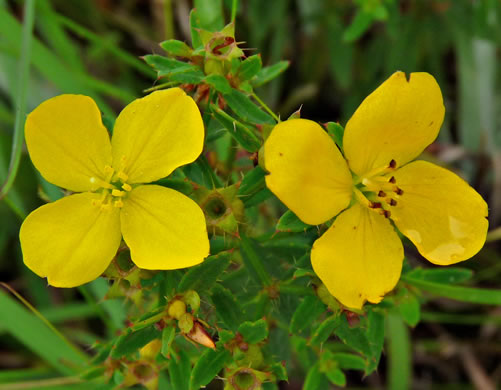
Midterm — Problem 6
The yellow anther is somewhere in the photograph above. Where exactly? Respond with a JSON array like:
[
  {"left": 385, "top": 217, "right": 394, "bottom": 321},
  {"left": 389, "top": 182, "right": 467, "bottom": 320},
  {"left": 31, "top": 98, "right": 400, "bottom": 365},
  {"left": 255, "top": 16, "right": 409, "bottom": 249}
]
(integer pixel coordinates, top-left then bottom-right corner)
[
  {"left": 114, "top": 200, "right": 124, "bottom": 208},
  {"left": 117, "top": 171, "right": 128, "bottom": 182},
  {"left": 111, "top": 189, "right": 125, "bottom": 197},
  {"left": 122, "top": 183, "right": 132, "bottom": 192}
]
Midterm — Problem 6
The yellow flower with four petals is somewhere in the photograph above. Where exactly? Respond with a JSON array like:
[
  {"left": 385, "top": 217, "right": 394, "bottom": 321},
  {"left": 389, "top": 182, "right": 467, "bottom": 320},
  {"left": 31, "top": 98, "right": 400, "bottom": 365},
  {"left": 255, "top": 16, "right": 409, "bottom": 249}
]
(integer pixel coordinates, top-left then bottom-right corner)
[
  {"left": 265, "top": 72, "right": 488, "bottom": 309},
  {"left": 20, "top": 88, "right": 210, "bottom": 287}
]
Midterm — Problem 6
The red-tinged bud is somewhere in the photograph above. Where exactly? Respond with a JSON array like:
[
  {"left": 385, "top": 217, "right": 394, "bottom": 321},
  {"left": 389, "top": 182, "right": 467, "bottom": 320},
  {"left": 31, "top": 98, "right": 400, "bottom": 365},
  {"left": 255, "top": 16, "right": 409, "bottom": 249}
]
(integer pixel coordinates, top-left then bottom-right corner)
[{"left": 186, "top": 321, "right": 216, "bottom": 349}]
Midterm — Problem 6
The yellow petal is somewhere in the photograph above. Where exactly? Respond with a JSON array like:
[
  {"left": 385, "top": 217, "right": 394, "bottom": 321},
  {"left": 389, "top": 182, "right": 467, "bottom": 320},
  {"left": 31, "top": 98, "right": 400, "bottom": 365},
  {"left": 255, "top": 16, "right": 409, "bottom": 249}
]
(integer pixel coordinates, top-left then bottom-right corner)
[
  {"left": 390, "top": 160, "right": 488, "bottom": 265},
  {"left": 311, "top": 203, "right": 403, "bottom": 309},
  {"left": 19, "top": 192, "right": 121, "bottom": 287},
  {"left": 111, "top": 89, "right": 204, "bottom": 184},
  {"left": 264, "top": 119, "right": 353, "bottom": 225},
  {"left": 120, "top": 185, "right": 209, "bottom": 269},
  {"left": 25, "top": 95, "right": 112, "bottom": 192},
  {"left": 343, "top": 72, "right": 445, "bottom": 176}
]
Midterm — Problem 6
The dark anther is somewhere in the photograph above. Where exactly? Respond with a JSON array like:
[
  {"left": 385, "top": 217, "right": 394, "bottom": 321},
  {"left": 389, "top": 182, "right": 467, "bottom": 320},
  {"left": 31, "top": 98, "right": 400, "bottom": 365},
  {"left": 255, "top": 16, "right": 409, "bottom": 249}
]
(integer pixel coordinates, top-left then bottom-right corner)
[
  {"left": 382, "top": 210, "right": 391, "bottom": 218},
  {"left": 395, "top": 187, "right": 404, "bottom": 195},
  {"left": 378, "top": 190, "right": 386, "bottom": 197},
  {"left": 389, "top": 199, "right": 397, "bottom": 206},
  {"left": 369, "top": 202, "right": 382, "bottom": 209},
  {"left": 389, "top": 176, "right": 396, "bottom": 184},
  {"left": 388, "top": 159, "right": 397, "bottom": 169}
]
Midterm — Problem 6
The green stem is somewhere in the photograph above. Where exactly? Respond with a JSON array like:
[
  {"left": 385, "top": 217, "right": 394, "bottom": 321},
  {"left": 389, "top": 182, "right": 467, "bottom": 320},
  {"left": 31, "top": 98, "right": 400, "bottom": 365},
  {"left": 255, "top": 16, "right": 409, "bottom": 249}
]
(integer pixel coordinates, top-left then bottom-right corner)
[
  {"left": 143, "top": 81, "right": 179, "bottom": 93},
  {"left": 164, "top": 0, "right": 174, "bottom": 39},
  {"left": 251, "top": 92, "right": 280, "bottom": 122},
  {"left": 231, "top": 0, "right": 238, "bottom": 21},
  {"left": 0, "top": 376, "right": 82, "bottom": 390},
  {"left": 0, "top": 0, "right": 35, "bottom": 200}
]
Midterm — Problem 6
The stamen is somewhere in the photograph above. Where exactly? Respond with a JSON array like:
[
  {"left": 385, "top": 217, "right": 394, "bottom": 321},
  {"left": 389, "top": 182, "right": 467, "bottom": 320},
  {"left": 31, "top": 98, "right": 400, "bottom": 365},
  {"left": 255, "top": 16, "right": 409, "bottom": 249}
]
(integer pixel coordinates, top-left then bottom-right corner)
[
  {"left": 389, "top": 176, "right": 396, "bottom": 184},
  {"left": 355, "top": 160, "right": 397, "bottom": 184},
  {"left": 117, "top": 171, "right": 128, "bottom": 182},
  {"left": 369, "top": 202, "right": 382, "bottom": 209},
  {"left": 381, "top": 210, "right": 391, "bottom": 218},
  {"left": 378, "top": 190, "right": 386, "bottom": 197},
  {"left": 114, "top": 200, "right": 124, "bottom": 208},
  {"left": 395, "top": 187, "right": 404, "bottom": 196},
  {"left": 388, "top": 199, "right": 397, "bottom": 206},
  {"left": 111, "top": 189, "right": 125, "bottom": 197},
  {"left": 353, "top": 187, "right": 372, "bottom": 208},
  {"left": 122, "top": 183, "right": 132, "bottom": 192}
]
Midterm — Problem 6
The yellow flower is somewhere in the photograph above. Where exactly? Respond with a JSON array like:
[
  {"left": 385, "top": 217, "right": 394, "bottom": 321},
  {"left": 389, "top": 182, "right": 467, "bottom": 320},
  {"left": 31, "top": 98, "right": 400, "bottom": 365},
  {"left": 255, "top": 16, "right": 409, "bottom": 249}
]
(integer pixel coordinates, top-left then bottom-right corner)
[
  {"left": 264, "top": 72, "right": 488, "bottom": 309},
  {"left": 20, "top": 88, "right": 210, "bottom": 287}
]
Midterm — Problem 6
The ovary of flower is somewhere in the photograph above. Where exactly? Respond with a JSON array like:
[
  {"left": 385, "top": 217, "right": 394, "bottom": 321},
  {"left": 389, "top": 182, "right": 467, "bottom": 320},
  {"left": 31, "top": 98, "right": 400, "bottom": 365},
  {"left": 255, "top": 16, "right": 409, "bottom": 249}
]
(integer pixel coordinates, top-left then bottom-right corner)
[
  {"left": 264, "top": 71, "right": 488, "bottom": 309},
  {"left": 20, "top": 88, "right": 210, "bottom": 287}
]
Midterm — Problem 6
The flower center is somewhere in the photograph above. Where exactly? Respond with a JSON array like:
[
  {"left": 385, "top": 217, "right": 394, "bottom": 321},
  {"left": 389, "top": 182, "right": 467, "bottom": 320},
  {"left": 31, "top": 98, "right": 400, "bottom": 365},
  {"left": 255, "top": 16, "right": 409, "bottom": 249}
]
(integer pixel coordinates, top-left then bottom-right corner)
[
  {"left": 89, "top": 157, "right": 132, "bottom": 210},
  {"left": 353, "top": 159, "right": 404, "bottom": 219}
]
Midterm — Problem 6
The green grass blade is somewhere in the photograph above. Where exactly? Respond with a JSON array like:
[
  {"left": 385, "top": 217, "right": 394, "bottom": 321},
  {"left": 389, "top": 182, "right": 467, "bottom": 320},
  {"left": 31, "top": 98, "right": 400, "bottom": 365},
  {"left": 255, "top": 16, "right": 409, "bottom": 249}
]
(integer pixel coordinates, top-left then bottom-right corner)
[
  {"left": 387, "top": 312, "right": 411, "bottom": 390},
  {"left": 402, "top": 275, "right": 501, "bottom": 305},
  {"left": 0, "top": 287, "right": 87, "bottom": 375},
  {"left": 0, "top": 0, "right": 35, "bottom": 199},
  {"left": 54, "top": 14, "right": 155, "bottom": 78}
]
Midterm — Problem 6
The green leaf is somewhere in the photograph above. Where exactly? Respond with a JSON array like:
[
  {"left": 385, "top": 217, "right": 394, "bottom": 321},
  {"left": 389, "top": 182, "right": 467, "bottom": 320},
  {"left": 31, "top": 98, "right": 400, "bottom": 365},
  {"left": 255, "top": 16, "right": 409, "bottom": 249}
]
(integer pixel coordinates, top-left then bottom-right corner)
[
  {"left": 365, "top": 309, "right": 385, "bottom": 374},
  {"left": 276, "top": 210, "right": 311, "bottom": 232},
  {"left": 304, "top": 363, "right": 329, "bottom": 390},
  {"left": 193, "top": 0, "right": 224, "bottom": 31},
  {"left": 178, "top": 252, "right": 231, "bottom": 292},
  {"left": 387, "top": 312, "right": 411, "bottom": 390},
  {"left": 0, "top": 290, "right": 87, "bottom": 375},
  {"left": 189, "top": 9, "right": 203, "bottom": 48},
  {"left": 270, "top": 362, "right": 288, "bottom": 381},
  {"left": 238, "top": 55, "right": 262, "bottom": 81},
  {"left": 252, "top": 61, "right": 290, "bottom": 87},
  {"left": 190, "top": 348, "right": 231, "bottom": 390},
  {"left": 211, "top": 104, "right": 262, "bottom": 152},
  {"left": 325, "top": 122, "right": 344, "bottom": 151},
  {"left": 343, "top": 10, "right": 374, "bottom": 42},
  {"left": 111, "top": 325, "right": 161, "bottom": 358},
  {"left": 160, "top": 39, "right": 193, "bottom": 57},
  {"left": 169, "top": 349, "right": 191, "bottom": 390},
  {"left": 143, "top": 54, "right": 204, "bottom": 82},
  {"left": 332, "top": 353, "right": 366, "bottom": 371},
  {"left": 398, "top": 292, "right": 421, "bottom": 327},
  {"left": 237, "top": 167, "right": 266, "bottom": 198},
  {"left": 154, "top": 178, "right": 194, "bottom": 196},
  {"left": 224, "top": 89, "right": 275, "bottom": 124},
  {"left": 204, "top": 74, "right": 232, "bottom": 94},
  {"left": 161, "top": 325, "right": 176, "bottom": 358},
  {"left": 238, "top": 319, "right": 268, "bottom": 344},
  {"left": 239, "top": 232, "right": 272, "bottom": 287},
  {"left": 334, "top": 315, "right": 371, "bottom": 357},
  {"left": 404, "top": 267, "right": 473, "bottom": 284},
  {"left": 326, "top": 368, "right": 346, "bottom": 387},
  {"left": 242, "top": 187, "right": 273, "bottom": 207},
  {"left": 402, "top": 274, "right": 501, "bottom": 305},
  {"left": 211, "top": 284, "right": 244, "bottom": 331},
  {"left": 310, "top": 314, "right": 340, "bottom": 346},
  {"left": 290, "top": 296, "right": 326, "bottom": 335}
]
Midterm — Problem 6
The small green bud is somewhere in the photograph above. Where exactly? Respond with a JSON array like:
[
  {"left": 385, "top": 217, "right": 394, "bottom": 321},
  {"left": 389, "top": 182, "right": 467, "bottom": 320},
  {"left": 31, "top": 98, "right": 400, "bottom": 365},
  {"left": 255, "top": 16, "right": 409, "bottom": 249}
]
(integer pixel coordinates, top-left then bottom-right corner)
[
  {"left": 183, "top": 290, "right": 201, "bottom": 313},
  {"left": 178, "top": 313, "right": 194, "bottom": 334},
  {"left": 168, "top": 300, "right": 187, "bottom": 320}
]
